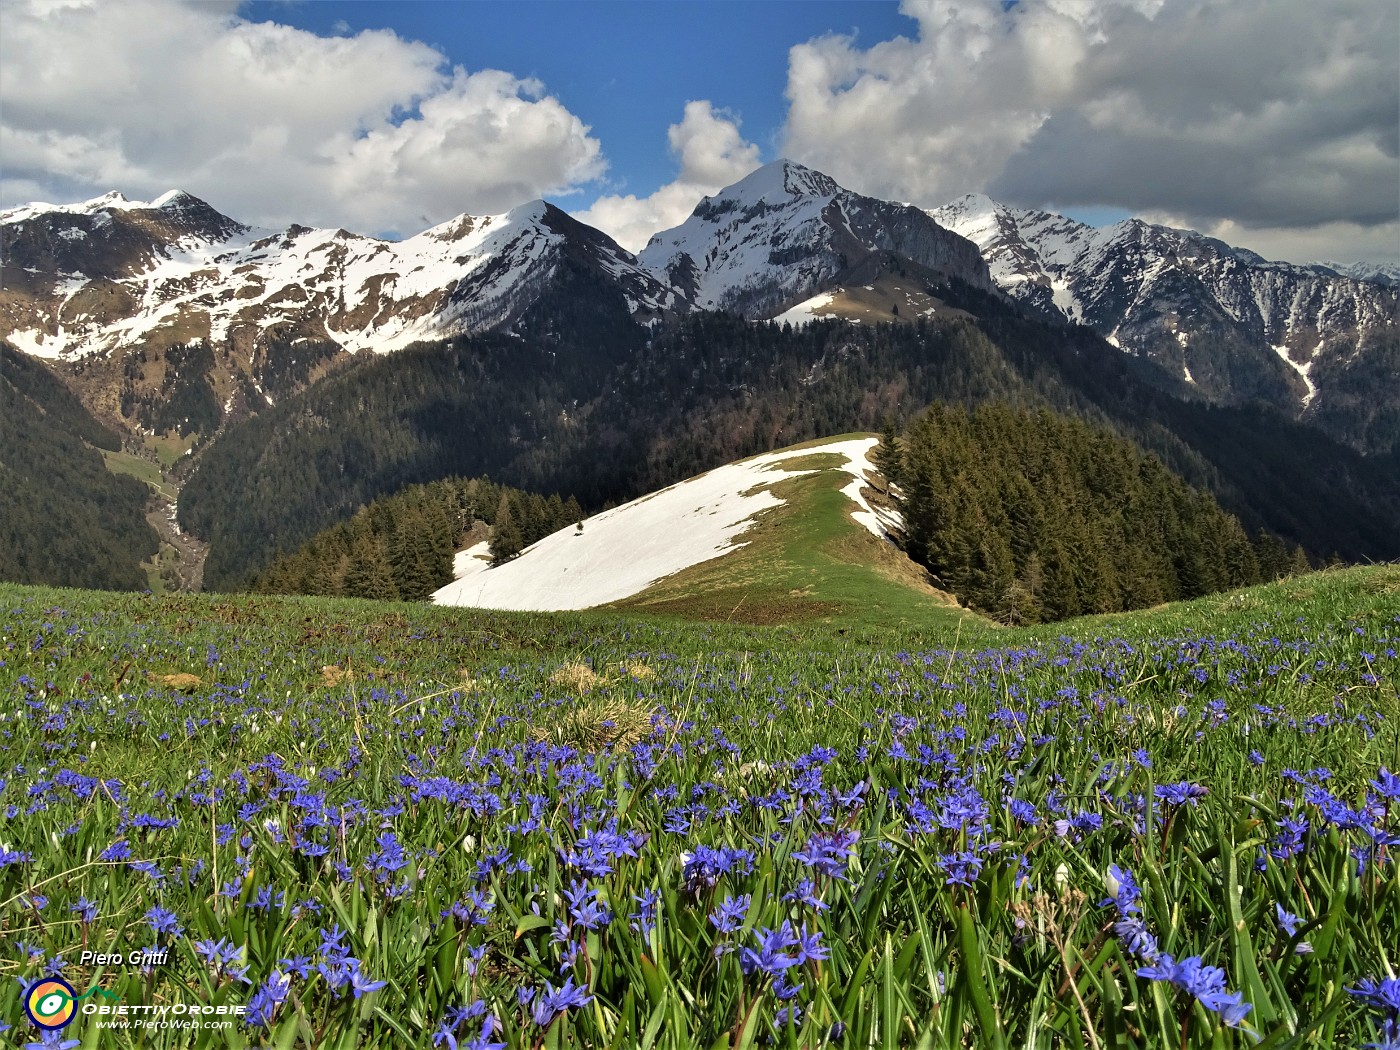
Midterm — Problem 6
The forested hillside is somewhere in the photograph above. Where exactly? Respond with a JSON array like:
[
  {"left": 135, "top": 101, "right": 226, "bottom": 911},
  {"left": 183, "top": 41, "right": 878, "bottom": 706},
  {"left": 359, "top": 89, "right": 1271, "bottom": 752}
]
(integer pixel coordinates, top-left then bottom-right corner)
[
  {"left": 890, "top": 404, "right": 1304, "bottom": 623},
  {"left": 0, "top": 344, "right": 158, "bottom": 589},
  {"left": 181, "top": 285, "right": 1400, "bottom": 591},
  {"left": 251, "top": 477, "right": 581, "bottom": 601}
]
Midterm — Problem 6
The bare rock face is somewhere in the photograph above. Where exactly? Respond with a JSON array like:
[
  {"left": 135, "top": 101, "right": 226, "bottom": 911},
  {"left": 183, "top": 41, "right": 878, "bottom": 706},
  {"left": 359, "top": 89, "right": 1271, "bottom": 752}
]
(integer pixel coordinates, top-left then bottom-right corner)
[{"left": 933, "top": 194, "right": 1400, "bottom": 452}]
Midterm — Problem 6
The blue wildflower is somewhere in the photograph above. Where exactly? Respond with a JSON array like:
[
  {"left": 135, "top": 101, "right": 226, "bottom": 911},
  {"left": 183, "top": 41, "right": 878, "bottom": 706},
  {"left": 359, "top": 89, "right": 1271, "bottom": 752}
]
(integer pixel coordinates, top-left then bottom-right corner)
[
  {"left": 1100, "top": 864, "right": 1142, "bottom": 916},
  {"left": 1137, "top": 954, "right": 1252, "bottom": 1028},
  {"left": 709, "top": 893, "right": 750, "bottom": 934},
  {"left": 938, "top": 851, "right": 983, "bottom": 888},
  {"left": 144, "top": 905, "right": 183, "bottom": 937}
]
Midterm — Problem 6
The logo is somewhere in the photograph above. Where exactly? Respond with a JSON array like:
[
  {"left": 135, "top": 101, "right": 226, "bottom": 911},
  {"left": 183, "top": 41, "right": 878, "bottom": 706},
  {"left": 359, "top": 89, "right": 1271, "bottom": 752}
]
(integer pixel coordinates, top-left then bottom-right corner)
[{"left": 24, "top": 977, "right": 78, "bottom": 1030}]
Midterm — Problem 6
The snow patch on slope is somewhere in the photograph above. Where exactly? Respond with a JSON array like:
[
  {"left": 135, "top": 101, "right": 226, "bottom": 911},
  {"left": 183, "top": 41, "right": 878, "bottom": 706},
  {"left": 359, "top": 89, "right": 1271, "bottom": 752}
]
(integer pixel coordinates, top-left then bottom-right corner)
[
  {"left": 433, "top": 436, "right": 886, "bottom": 611},
  {"left": 773, "top": 292, "right": 837, "bottom": 327},
  {"left": 1272, "top": 344, "right": 1318, "bottom": 406}
]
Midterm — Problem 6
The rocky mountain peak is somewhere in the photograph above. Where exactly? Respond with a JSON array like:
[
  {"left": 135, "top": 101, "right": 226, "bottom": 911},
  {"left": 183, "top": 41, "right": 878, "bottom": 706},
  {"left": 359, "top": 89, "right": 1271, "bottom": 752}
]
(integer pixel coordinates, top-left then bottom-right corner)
[
  {"left": 640, "top": 161, "right": 991, "bottom": 317},
  {"left": 932, "top": 192, "right": 1398, "bottom": 444}
]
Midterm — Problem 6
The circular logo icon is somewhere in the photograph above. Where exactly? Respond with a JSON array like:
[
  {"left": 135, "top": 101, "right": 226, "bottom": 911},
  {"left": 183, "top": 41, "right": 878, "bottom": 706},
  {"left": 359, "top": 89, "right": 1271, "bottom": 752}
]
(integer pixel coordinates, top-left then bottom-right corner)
[{"left": 25, "top": 977, "right": 78, "bottom": 1030}]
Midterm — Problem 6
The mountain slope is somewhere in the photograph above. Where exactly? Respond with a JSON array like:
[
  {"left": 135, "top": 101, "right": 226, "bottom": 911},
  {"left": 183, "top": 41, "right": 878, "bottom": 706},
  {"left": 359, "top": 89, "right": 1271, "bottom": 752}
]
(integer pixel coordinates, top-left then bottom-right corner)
[
  {"left": 6, "top": 166, "right": 1399, "bottom": 596},
  {"left": 432, "top": 434, "right": 951, "bottom": 625},
  {"left": 7, "top": 171, "right": 1394, "bottom": 458},
  {"left": 179, "top": 305, "right": 1400, "bottom": 592},
  {"left": 932, "top": 194, "right": 1400, "bottom": 451},
  {"left": 639, "top": 160, "right": 992, "bottom": 319},
  {"left": 1, "top": 192, "right": 676, "bottom": 361},
  {"left": 1, "top": 190, "right": 676, "bottom": 440},
  {"left": 0, "top": 343, "right": 158, "bottom": 589}
]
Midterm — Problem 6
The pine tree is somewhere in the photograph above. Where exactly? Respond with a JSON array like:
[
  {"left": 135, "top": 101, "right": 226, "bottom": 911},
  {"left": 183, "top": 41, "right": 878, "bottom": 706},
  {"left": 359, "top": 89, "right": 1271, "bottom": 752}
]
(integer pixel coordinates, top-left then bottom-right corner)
[
  {"left": 489, "top": 494, "right": 525, "bottom": 566},
  {"left": 343, "top": 535, "right": 398, "bottom": 600},
  {"left": 872, "top": 418, "right": 905, "bottom": 492}
]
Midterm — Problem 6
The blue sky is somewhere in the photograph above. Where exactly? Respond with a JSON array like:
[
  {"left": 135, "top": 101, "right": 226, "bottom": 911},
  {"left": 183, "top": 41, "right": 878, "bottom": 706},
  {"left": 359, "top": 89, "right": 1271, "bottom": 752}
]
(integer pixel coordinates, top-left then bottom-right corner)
[
  {"left": 3, "top": 1, "right": 1396, "bottom": 263},
  {"left": 243, "top": 1, "right": 913, "bottom": 202},
  {"left": 241, "top": 1, "right": 1134, "bottom": 230}
]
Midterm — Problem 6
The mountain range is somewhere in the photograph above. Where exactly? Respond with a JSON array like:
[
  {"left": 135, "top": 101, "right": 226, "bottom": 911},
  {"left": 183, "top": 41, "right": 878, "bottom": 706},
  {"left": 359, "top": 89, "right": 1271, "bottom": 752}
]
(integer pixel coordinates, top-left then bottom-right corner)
[
  {"left": 2, "top": 160, "right": 1397, "bottom": 592},
  {"left": 932, "top": 194, "right": 1399, "bottom": 446},
  {"left": 4, "top": 160, "right": 1395, "bottom": 450}
]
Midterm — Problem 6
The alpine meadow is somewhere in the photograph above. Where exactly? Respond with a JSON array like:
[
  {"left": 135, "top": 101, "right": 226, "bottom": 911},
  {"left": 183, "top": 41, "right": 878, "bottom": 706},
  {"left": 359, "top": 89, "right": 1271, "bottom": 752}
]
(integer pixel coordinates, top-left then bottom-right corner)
[{"left": 2, "top": 1, "right": 1399, "bottom": 1047}]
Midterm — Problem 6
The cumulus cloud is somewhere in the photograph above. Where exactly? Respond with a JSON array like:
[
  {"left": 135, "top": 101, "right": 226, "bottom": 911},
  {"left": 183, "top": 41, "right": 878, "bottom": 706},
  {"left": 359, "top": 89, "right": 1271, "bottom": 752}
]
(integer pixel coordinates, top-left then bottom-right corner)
[
  {"left": 783, "top": 0, "right": 1399, "bottom": 263},
  {"left": 1143, "top": 214, "right": 1400, "bottom": 271},
  {"left": 0, "top": 0, "right": 605, "bottom": 234},
  {"left": 574, "top": 101, "right": 761, "bottom": 253}
]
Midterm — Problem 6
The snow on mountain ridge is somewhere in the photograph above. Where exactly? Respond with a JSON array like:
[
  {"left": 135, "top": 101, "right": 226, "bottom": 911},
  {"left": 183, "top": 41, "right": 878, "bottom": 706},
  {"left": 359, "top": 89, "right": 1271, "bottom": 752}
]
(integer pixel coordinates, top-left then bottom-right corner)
[
  {"left": 639, "top": 160, "right": 991, "bottom": 319},
  {"left": 931, "top": 193, "right": 1398, "bottom": 417},
  {"left": 1, "top": 192, "right": 674, "bottom": 360},
  {"left": 432, "top": 435, "right": 888, "bottom": 612}
]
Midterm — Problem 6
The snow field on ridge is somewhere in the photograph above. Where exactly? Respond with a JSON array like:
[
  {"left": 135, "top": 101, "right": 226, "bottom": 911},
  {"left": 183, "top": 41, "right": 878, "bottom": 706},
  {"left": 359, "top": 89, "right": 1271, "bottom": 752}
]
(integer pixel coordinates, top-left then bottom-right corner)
[{"left": 432, "top": 436, "right": 886, "bottom": 612}]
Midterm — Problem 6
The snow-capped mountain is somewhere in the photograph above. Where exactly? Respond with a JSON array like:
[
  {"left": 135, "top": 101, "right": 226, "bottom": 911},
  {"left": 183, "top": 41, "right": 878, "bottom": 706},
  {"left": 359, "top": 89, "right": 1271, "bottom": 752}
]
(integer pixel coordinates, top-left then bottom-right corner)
[
  {"left": 4, "top": 169, "right": 1394, "bottom": 455},
  {"left": 1314, "top": 260, "right": 1400, "bottom": 287},
  {"left": 639, "top": 160, "right": 992, "bottom": 318},
  {"left": 931, "top": 193, "right": 1399, "bottom": 425},
  {"left": 1, "top": 190, "right": 677, "bottom": 363}
]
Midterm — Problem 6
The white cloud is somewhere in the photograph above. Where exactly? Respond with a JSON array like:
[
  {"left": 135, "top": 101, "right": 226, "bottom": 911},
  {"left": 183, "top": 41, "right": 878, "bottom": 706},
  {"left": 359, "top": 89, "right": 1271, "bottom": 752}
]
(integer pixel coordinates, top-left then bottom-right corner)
[
  {"left": 1143, "top": 214, "right": 1400, "bottom": 269},
  {"left": 574, "top": 101, "right": 761, "bottom": 253},
  {"left": 782, "top": 0, "right": 1399, "bottom": 264},
  {"left": 0, "top": 0, "right": 605, "bottom": 233}
]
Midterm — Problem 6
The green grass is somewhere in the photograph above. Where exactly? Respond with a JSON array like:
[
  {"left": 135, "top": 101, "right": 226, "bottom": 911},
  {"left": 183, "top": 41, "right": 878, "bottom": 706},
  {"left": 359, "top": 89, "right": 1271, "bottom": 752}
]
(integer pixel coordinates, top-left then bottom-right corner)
[
  {"left": 144, "top": 433, "right": 199, "bottom": 472},
  {"left": 0, "top": 568, "right": 1396, "bottom": 1048},
  {"left": 101, "top": 448, "right": 178, "bottom": 500},
  {"left": 1040, "top": 562, "right": 1400, "bottom": 640},
  {"left": 611, "top": 435, "right": 973, "bottom": 637}
]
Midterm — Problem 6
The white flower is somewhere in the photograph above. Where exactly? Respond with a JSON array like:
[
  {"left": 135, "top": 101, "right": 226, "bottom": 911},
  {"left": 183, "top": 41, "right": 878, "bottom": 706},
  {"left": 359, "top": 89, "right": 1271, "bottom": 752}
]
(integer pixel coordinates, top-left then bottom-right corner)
[{"left": 1104, "top": 866, "right": 1121, "bottom": 900}]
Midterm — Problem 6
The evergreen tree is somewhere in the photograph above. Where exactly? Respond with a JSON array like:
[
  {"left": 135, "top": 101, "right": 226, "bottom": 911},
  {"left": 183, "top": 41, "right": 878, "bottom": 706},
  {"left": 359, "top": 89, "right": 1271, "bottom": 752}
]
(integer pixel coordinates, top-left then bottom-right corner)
[
  {"left": 343, "top": 534, "right": 398, "bottom": 600},
  {"left": 893, "top": 401, "right": 1273, "bottom": 622},
  {"left": 489, "top": 494, "right": 525, "bottom": 566},
  {"left": 872, "top": 418, "right": 905, "bottom": 492}
]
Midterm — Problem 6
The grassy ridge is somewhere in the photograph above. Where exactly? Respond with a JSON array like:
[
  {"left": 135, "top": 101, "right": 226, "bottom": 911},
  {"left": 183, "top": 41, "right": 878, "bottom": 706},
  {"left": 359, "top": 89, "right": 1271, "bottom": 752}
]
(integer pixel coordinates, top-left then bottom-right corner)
[
  {"left": 611, "top": 437, "right": 968, "bottom": 633},
  {"left": 0, "top": 569, "right": 1396, "bottom": 1047}
]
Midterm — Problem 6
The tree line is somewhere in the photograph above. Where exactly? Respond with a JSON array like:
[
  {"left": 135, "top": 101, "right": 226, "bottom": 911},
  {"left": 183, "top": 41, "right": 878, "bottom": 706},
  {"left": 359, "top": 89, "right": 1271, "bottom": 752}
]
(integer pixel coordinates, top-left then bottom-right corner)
[
  {"left": 178, "top": 294, "right": 1400, "bottom": 590},
  {"left": 1, "top": 344, "right": 158, "bottom": 590},
  {"left": 882, "top": 404, "right": 1310, "bottom": 624},
  {"left": 250, "top": 477, "right": 581, "bottom": 601}
]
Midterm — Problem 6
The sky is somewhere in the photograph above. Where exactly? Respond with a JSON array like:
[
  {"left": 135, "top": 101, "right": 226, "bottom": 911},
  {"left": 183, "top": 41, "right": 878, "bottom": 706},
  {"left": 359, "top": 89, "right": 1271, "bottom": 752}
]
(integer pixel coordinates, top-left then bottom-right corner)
[{"left": 2, "top": 0, "right": 1396, "bottom": 265}]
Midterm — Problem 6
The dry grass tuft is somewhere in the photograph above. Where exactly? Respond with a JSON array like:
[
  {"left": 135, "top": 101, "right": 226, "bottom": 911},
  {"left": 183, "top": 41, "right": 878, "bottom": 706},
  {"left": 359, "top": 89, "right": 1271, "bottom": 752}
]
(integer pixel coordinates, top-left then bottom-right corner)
[
  {"left": 320, "top": 665, "right": 353, "bottom": 688},
  {"left": 1217, "top": 593, "right": 1263, "bottom": 612},
  {"left": 550, "top": 661, "right": 600, "bottom": 695},
  {"left": 532, "top": 697, "right": 655, "bottom": 751},
  {"left": 149, "top": 672, "right": 202, "bottom": 692},
  {"left": 618, "top": 661, "right": 656, "bottom": 681},
  {"left": 1363, "top": 568, "right": 1400, "bottom": 594}
]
